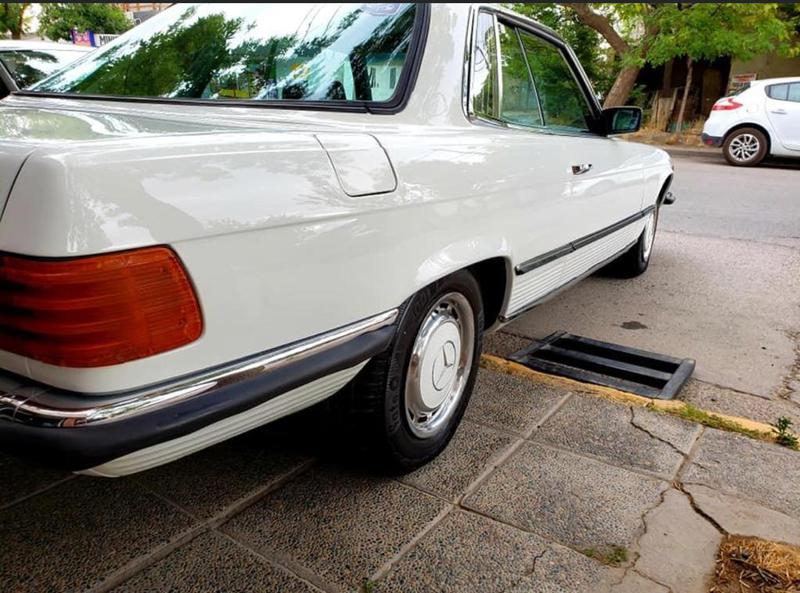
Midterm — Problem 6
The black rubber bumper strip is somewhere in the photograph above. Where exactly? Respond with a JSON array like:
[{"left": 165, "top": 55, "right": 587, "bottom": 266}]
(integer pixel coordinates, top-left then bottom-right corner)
[{"left": 0, "top": 325, "right": 394, "bottom": 471}]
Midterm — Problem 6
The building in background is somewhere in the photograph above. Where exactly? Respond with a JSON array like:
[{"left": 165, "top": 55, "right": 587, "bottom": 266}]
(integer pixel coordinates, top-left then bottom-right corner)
[{"left": 118, "top": 3, "right": 169, "bottom": 25}]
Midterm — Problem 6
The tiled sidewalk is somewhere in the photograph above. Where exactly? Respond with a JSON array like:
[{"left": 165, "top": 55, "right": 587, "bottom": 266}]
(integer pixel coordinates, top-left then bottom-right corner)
[{"left": 2, "top": 369, "right": 798, "bottom": 593}]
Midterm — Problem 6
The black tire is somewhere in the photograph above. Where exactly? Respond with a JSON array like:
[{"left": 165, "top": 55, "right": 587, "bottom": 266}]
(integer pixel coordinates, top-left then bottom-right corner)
[
  {"left": 603, "top": 207, "right": 659, "bottom": 278},
  {"left": 339, "top": 270, "right": 484, "bottom": 472},
  {"left": 723, "top": 127, "right": 768, "bottom": 166}
]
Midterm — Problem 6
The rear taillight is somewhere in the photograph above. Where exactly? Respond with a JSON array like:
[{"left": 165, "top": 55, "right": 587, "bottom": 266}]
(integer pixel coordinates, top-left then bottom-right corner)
[
  {"left": 0, "top": 247, "right": 202, "bottom": 368},
  {"left": 711, "top": 98, "right": 743, "bottom": 111}
]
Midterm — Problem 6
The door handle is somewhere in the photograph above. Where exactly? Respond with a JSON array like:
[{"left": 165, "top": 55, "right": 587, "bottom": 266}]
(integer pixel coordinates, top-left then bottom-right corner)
[
  {"left": 771, "top": 109, "right": 787, "bottom": 115},
  {"left": 571, "top": 164, "right": 593, "bottom": 175}
]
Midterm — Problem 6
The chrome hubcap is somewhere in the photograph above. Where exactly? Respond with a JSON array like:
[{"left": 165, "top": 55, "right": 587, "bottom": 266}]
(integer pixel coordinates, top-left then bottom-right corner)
[
  {"left": 405, "top": 292, "right": 475, "bottom": 439},
  {"left": 729, "top": 134, "right": 760, "bottom": 162},
  {"left": 642, "top": 211, "right": 657, "bottom": 261}
]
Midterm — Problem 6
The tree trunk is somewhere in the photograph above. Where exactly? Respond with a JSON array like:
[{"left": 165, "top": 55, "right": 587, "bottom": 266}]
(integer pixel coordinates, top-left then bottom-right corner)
[
  {"left": 675, "top": 56, "right": 694, "bottom": 136},
  {"left": 603, "top": 65, "right": 641, "bottom": 108},
  {"left": 11, "top": 30, "right": 20, "bottom": 39}
]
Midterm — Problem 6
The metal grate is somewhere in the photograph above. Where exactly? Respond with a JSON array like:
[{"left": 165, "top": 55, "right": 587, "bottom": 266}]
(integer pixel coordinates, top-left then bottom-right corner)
[{"left": 509, "top": 331, "right": 695, "bottom": 400}]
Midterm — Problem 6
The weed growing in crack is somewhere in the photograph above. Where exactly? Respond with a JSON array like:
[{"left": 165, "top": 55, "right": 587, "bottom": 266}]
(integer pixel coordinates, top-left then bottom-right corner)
[
  {"left": 580, "top": 545, "right": 628, "bottom": 566},
  {"left": 772, "top": 416, "right": 799, "bottom": 450}
]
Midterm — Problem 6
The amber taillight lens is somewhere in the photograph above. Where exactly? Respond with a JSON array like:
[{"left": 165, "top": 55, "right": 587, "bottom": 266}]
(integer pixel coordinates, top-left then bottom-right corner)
[{"left": 0, "top": 247, "right": 202, "bottom": 368}]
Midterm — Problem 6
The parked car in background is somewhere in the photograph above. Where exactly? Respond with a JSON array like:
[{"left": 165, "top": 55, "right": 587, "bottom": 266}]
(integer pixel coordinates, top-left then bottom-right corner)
[
  {"left": 702, "top": 76, "right": 800, "bottom": 166},
  {"left": 0, "top": 41, "right": 90, "bottom": 98},
  {"left": 0, "top": 3, "right": 673, "bottom": 478}
]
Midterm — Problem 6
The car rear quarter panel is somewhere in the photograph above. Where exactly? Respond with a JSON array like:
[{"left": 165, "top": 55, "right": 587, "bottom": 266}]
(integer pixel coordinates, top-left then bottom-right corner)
[{"left": 0, "top": 127, "right": 517, "bottom": 393}]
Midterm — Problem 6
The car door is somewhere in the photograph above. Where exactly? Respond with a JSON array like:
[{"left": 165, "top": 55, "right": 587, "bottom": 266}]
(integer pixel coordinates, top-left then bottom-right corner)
[
  {"left": 515, "top": 26, "right": 644, "bottom": 245},
  {"left": 466, "top": 11, "right": 645, "bottom": 316},
  {"left": 766, "top": 82, "right": 800, "bottom": 152}
]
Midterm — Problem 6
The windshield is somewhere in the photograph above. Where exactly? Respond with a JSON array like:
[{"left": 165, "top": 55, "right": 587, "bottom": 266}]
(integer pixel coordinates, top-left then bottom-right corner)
[
  {"left": 0, "top": 49, "right": 86, "bottom": 88},
  {"left": 31, "top": 3, "right": 419, "bottom": 105}
]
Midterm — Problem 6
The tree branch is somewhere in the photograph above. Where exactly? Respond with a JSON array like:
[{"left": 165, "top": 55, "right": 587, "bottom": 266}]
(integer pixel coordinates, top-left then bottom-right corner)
[{"left": 562, "top": 3, "right": 631, "bottom": 55}]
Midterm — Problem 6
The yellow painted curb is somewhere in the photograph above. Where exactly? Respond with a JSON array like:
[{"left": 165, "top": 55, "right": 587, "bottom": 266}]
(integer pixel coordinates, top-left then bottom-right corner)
[{"left": 480, "top": 354, "right": 795, "bottom": 446}]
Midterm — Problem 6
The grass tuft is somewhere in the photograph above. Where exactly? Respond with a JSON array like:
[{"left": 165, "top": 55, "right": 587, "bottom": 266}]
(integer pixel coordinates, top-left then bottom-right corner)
[
  {"left": 580, "top": 545, "right": 628, "bottom": 566},
  {"left": 669, "top": 404, "right": 771, "bottom": 440},
  {"left": 773, "top": 416, "right": 799, "bottom": 450}
]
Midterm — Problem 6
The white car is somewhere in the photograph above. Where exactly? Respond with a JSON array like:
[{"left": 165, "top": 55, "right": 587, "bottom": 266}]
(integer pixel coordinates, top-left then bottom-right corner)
[
  {"left": 0, "top": 3, "right": 674, "bottom": 477},
  {"left": 0, "top": 40, "right": 90, "bottom": 98},
  {"left": 702, "top": 76, "right": 800, "bottom": 166}
]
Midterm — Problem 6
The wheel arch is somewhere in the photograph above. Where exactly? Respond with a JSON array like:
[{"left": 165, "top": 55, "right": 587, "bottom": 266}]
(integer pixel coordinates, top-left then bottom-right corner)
[
  {"left": 723, "top": 123, "right": 772, "bottom": 155},
  {"left": 467, "top": 257, "right": 512, "bottom": 331}
]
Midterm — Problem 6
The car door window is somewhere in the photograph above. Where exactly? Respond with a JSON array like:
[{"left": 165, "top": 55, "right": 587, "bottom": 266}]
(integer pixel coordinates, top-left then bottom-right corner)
[
  {"left": 768, "top": 84, "right": 789, "bottom": 101},
  {"left": 497, "top": 23, "right": 543, "bottom": 127},
  {"left": 518, "top": 30, "right": 593, "bottom": 133},
  {"left": 789, "top": 83, "right": 800, "bottom": 103}
]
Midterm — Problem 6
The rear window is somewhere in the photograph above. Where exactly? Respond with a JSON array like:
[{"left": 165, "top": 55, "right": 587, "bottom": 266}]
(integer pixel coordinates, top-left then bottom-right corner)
[
  {"left": 30, "top": 3, "right": 421, "bottom": 108},
  {"left": 0, "top": 49, "right": 86, "bottom": 88}
]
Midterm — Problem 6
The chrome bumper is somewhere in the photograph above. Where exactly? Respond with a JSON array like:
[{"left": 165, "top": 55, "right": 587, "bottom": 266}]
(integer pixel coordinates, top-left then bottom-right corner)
[{"left": 0, "top": 310, "right": 397, "bottom": 470}]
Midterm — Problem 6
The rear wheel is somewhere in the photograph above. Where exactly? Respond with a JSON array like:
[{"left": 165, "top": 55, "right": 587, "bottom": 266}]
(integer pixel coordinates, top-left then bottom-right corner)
[
  {"left": 604, "top": 207, "right": 658, "bottom": 278},
  {"left": 723, "top": 128, "right": 768, "bottom": 166},
  {"left": 341, "top": 270, "right": 484, "bottom": 472}
]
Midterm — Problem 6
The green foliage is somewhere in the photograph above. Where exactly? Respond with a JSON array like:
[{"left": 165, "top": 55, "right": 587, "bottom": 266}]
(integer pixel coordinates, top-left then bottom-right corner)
[
  {"left": 646, "top": 3, "right": 796, "bottom": 66},
  {"left": 0, "top": 3, "right": 29, "bottom": 39},
  {"left": 772, "top": 416, "right": 799, "bottom": 449},
  {"left": 581, "top": 545, "right": 629, "bottom": 566},
  {"left": 39, "top": 3, "right": 132, "bottom": 42}
]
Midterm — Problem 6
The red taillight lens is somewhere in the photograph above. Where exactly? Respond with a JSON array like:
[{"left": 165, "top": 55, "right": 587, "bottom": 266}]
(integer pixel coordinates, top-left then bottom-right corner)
[
  {"left": 0, "top": 247, "right": 202, "bottom": 368},
  {"left": 712, "top": 98, "right": 743, "bottom": 111}
]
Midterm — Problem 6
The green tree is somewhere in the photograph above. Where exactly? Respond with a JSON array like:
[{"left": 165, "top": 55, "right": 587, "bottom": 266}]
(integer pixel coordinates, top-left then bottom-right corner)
[
  {"left": 39, "top": 3, "right": 132, "bottom": 42},
  {"left": 562, "top": 3, "right": 797, "bottom": 109},
  {"left": 0, "top": 3, "right": 30, "bottom": 39},
  {"left": 647, "top": 3, "right": 796, "bottom": 134}
]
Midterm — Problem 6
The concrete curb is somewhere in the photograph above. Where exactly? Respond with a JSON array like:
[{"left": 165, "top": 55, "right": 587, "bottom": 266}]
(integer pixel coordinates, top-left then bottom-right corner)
[{"left": 480, "top": 354, "right": 797, "bottom": 448}]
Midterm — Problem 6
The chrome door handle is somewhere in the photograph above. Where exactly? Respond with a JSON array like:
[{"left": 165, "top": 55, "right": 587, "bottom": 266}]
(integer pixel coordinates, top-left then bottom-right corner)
[
  {"left": 771, "top": 109, "right": 787, "bottom": 115},
  {"left": 571, "top": 164, "right": 593, "bottom": 175}
]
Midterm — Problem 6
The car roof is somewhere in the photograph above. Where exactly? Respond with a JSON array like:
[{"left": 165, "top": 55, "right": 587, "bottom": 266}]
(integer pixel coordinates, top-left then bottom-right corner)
[
  {"left": 748, "top": 76, "right": 800, "bottom": 87},
  {"left": 0, "top": 40, "right": 91, "bottom": 52}
]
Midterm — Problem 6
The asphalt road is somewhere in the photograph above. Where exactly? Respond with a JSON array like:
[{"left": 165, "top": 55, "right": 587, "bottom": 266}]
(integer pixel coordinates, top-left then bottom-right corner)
[
  {"left": 663, "top": 149, "right": 800, "bottom": 247},
  {"left": 508, "top": 149, "right": 800, "bottom": 400}
]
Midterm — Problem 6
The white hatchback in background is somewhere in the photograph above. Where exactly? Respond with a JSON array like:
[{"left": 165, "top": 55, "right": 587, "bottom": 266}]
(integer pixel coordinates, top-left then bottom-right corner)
[{"left": 702, "top": 77, "right": 800, "bottom": 166}]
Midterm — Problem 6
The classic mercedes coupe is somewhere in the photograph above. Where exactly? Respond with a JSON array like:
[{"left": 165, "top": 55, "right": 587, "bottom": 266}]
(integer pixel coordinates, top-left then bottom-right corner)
[{"left": 0, "top": 3, "right": 673, "bottom": 476}]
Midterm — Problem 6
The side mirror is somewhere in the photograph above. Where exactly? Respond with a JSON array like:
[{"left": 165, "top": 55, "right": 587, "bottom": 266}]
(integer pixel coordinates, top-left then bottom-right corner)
[{"left": 602, "top": 107, "right": 642, "bottom": 135}]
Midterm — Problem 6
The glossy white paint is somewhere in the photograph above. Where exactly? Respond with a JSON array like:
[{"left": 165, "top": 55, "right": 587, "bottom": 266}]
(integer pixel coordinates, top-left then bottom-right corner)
[{"left": 0, "top": 4, "right": 672, "bottom": 396}]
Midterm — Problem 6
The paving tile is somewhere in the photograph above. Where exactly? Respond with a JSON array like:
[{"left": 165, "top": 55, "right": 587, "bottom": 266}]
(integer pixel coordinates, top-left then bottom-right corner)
[
  {"left": 400, "top": 419, "right": 515, "bottom": 500},
  {"left": 465, "top": 369, "right": 568, "bottom": 435},
  {"left": 113, "top": 531, "right": 319, "bottom": 593},
  {"left": 224, "top": 465, "right": 446, "bottom": 592},
  {"left": 610, "top": 571, "right": 669, "bottom": 593},
  {"left": 375, "top": 510, "right": 549, "bottom": 593},
  {"left": 634, "top": 490, "right": 721, "bottom": 593},
  {"left": 0, "top": 452, "right": 70, "bottom": 509},
  {"left": 685, "top": 483, "right": 800, "bottom": 546},
  {"left": 506, "top": 543, "right": 616, "bottom": 593},
  {"left": 464, "top": 442, "right": 668, "bottom": 550},
  {"left": 532, "top": 395, "right": 698, "bottom": 479},
  {"left": 136, "top": 429, "right": 311, "bottom": 520},
  {"left": 682, "top": 428, "right": 800, "bottom": 517},
  {"left": 0, "top": 477, "right": 196, "bottom": 593}
]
